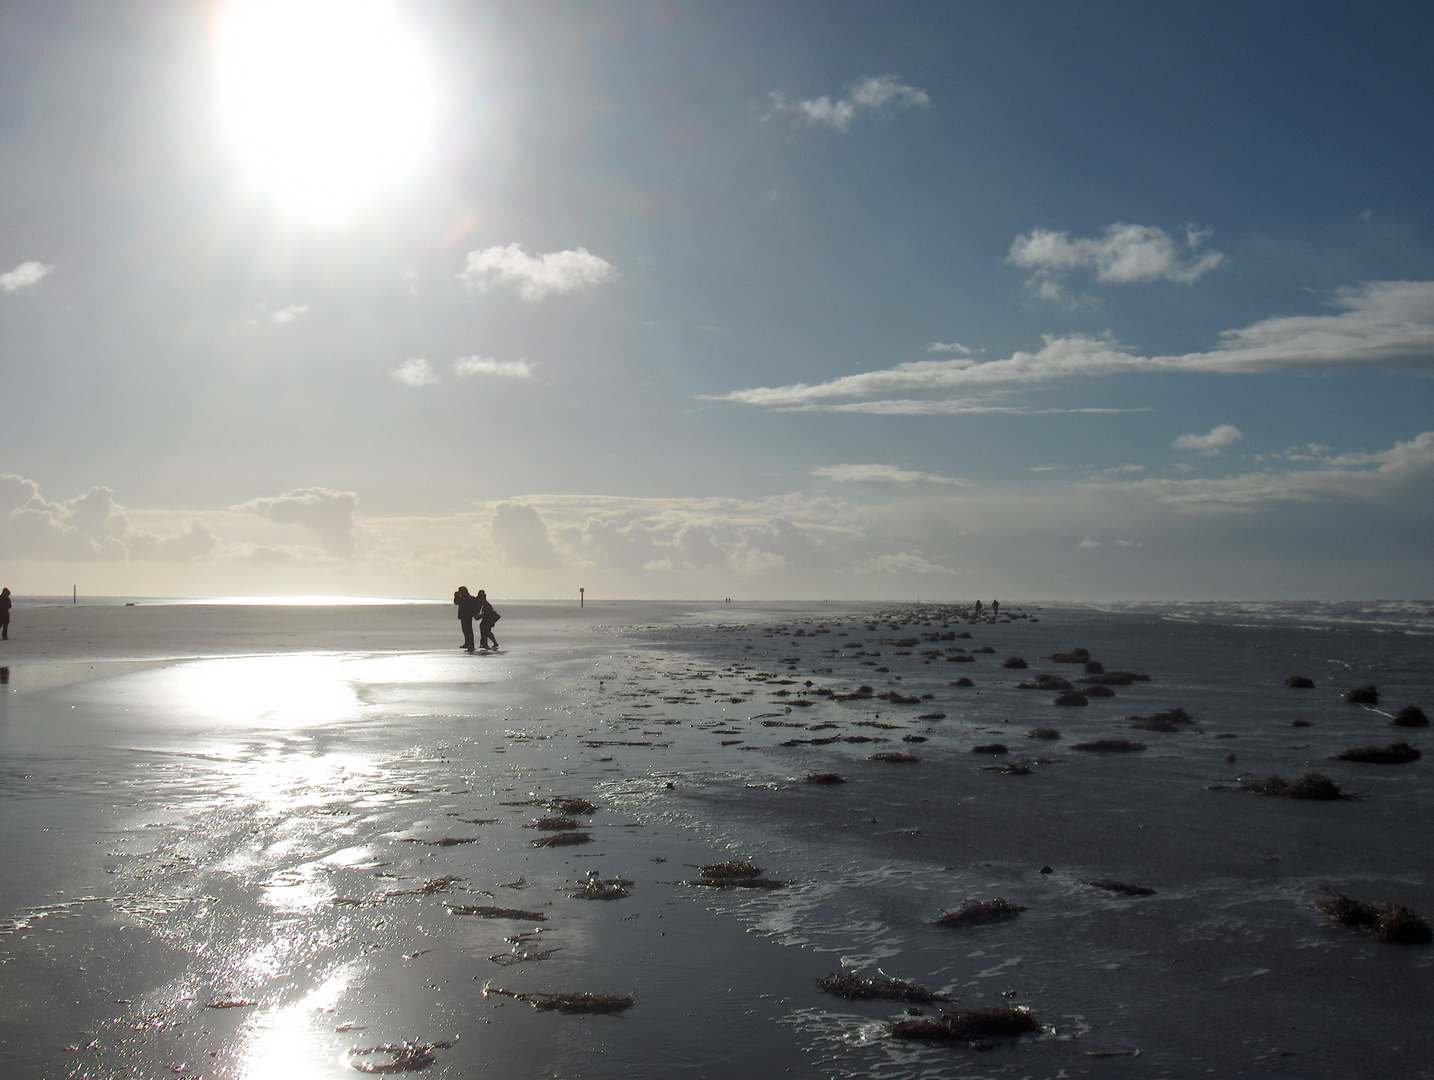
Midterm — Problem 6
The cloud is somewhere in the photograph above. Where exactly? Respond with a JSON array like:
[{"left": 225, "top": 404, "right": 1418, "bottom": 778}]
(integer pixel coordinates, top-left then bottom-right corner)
[
  {"left": 271, "top": 304, "right": 308, "bottom": 324},
  {"left": 232, "top": 488, "right": 358, "bottom": 554},
  {"left": 489, "top": 502, "right": 562, "bottom": 567},
  {"left": 1010, "top": 223, "right": 1224, "bottom": 293},
  {"left": 0, "top": 476, "right": 217, "bottom": 562},
  {"left": 926, "top": 342, "right": 972, "bottom": 355},
  {"left": 0, "top": 260, "right": 53, "bottom": 292},
  {"left": 125, "top": 519, "right": 220, "bottom": 562},
  {"left": 391, "top": 358, "right": 437, "bottom": 386},
  {"left": 813, "top": 464, "right": 965, "bottom": 485},
  {"left": 460, "top": 244, "right": 617, "bottom": 300},
  {"left": 709, "top": 281, "right": 1434, "bottom": 411},
  {"left": 766, "top": 75, "right": 929, "bottom": 132},
  {"left": 1173, "top": 424, "right": 1243, "bottom": 455},
  {"left": 453, "top": 356, "right": 534, "bottom": 379}
]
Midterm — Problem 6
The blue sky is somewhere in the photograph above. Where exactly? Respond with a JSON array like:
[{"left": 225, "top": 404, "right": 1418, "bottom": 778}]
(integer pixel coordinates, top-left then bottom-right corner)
[{"left": 1, "top": 0, "right": 1432, "bottom": 599}]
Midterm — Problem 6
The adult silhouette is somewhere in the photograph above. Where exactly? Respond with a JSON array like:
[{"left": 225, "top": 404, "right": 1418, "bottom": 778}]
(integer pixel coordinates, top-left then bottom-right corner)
[
  {"left": 453, "top": 586, "right": 480, "bottom": 652},
  {"left": 0, "top": 587, "right": 10, "bottom": 640}
]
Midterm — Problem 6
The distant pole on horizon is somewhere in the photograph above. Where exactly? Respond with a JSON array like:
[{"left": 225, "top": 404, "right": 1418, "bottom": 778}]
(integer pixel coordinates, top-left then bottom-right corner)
[
  {"left": 73, "top": 585, "right": 76, "bottom": 605},
  {"left": 579, "top": 587, "right": 584, "bottom": 609}
]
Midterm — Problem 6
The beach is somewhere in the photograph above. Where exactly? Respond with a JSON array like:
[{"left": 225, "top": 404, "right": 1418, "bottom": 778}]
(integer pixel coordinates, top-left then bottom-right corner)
[{"left": 1, "top": 598, "right": 1431, "bottom": 1080}]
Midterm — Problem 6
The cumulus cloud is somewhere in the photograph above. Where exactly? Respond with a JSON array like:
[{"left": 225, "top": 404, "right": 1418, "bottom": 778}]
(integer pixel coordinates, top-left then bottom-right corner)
[
  {"left": 391, "top": 358, "right": 437, "bottom": 386},
  {"left": 453, "top": 356, "right": 533, "bottom": 379},
  {"left": 490, "top": 502, "right": 562, "bottom": 567},
  {"left": 766, "top": 75, "right": 929, "bottom": 132},
  {"left": 0, "top": 476, "right": 217, "bottom": 562},
  {"left": 460, "top": 244, "right": 617, "bottom": 300},
  {"left": 709, "top": 281, "right": 1434, "bottom": 411},
  {"left": 1173, "top": 424, "right": 1243, "bottom": 455},
  {"left": 271, "top": 304, "right": 308, "bottom": 324},
  {"left": 1010, "top": 223, "right": 1224, "bottom": 296},
  {"left": 926, "top": 342, "right": 972, "bottom": 355},
  {"left": 232, "top": 488, "right": 358, "bottom": 554},
  {"left": 0, "top": 260, "right": 53, "bottom": 292},
  {"left": 813, "top": 464, "right": 964, "bottom": 485}
]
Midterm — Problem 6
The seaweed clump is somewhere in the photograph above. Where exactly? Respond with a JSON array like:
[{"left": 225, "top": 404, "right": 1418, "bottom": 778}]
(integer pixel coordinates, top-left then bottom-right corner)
[
  {"left": 572, "top": 877, "right": 633, "bottom": 901},
  {"left": 816, "top": 971, "right": 947, "bottom": 1002},
  {"left": 1334, "top": 742, "right": 1420, "bottom": 764},
  {"left": 1345, "top": 685, "right": 1379, "bottom": 705},
  {"left": 1053, "top": 692, "right": 1088, "bottom": 707},
  {"left": 1026, "top": 727, "right": 1060, "bottom": 740},
  {"left": 870, "top": 751, "right": 920, "bottom": 763},
  {"left": 1392, "top": 705, "right": 1429, "bottom": 728},
  {"left": 690, "top": 861, "right": 787, "bottom": 889},
  {"left": 1238, "top": 772, "right": 1350, "bottom": 800},
  {"left": 484, "top": 987, "right": 635, "bottom": 1013},
  {"left": 804, "top": 772, "right": 845, "bottom": 784},
  {"left": 1285, "top": 675, "right": 1315, "bottom": 688},
  {"left": 970, "top": 742, "right": 1008, "bottom": 755},
  {"left": 1072, "top": 738, "right": 1145, "bottom": 753},
  {"left": 532, "top": 831, "right": 593, "bottom": 848},
  {"left": 448, "top": 904, "right": 547, "bottom": 921},
  {"left": 1127, "top": 708, "right": 1194, "bottom": 733},
  {"left": 549, "top": 797, "right": 597, "bottom": 815},
  {"left": 934, "top": 898, "right": 1024, "bottom": 926},
  {"left": 1084, "top": 878, "right": 1157, "bottom": 896},
  {"left": 889, "top": 1005, "right": 1038, "bottom": 1044},
  {"left": 350, "top": 1039, "right": 457, "bottom": 1073},
  {"left": 1318, "top": 893, "right": 1432, "bottom": 944}
]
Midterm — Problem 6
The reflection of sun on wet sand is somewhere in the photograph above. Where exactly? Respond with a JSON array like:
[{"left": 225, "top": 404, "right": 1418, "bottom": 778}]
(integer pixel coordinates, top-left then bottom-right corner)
[{"left": 1, "top": 599, "right": 1432, "bottom": 1077}]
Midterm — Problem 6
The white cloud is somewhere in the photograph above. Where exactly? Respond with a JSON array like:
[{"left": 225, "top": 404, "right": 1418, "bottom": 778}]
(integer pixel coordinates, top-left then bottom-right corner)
[
  {"left": 0, "top": 476, "right": 215, "bottom": 562},
  {"left": 710, "top": 281, "right": 1434, "bottom": 411},
  {"left": 391, "top": 357, "right": 437, "bottom": 386},
  {"left": 271, "top": 304, "right": 309, "bottom": 324},
  {"left": 813, "top": 463, "right": 964, "bottom": 485},
  {"left": 232, "top": 488, "right": 359, "bottom": 555},
  {"left": 0, "top": 260, "right": 53, "bottom": 292},
  {"left": 1010, "top": 223, "right": 1224, "bottom": 290},
  {"left": 767, "top": 75, "right": 929, "bottom": 132},
  {"left": 1173, "top": 424, "right": 1243, "bottom": 455},
  {"left": 453, "top": 356, "right": 534, "bottom": 379},
  {"left": 460, "top": 243, "right": 617, "bottom": 300},
  {"left": 926, "top": 341, "right": 972, "bottom": 355},
  {"left": 1077, "top": 536, "right": 1102, "bottom": 549}
]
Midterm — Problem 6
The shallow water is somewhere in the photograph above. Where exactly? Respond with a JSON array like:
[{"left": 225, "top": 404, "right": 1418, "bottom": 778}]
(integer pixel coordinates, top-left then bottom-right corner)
[{"left": 0, "top": 600, "right": 1431, "bottom": 1079}]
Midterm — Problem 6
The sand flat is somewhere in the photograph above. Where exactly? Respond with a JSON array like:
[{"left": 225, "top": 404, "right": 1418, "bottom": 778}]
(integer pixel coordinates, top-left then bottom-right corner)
[{"left": 1, "top": 599, "right": 1432, "bottom": 1078}]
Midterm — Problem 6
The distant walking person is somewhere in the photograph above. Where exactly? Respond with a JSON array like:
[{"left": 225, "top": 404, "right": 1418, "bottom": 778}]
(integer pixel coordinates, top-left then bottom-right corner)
[
  {"left": 476, "top": 589, "right": 500, "bottom": 651},
  {"left": 453, "top": 586, "right": 480, "bottom": 652},
  {"left": 991, "top": 599, "right": 1000, "bottom": 617},
  {"left": 0, "top": 588, "right": 10, "bottom": 640}
]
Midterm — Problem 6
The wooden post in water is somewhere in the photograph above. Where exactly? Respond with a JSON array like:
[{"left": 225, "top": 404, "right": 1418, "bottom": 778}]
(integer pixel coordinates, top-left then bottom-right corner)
[
  {"left": 579, "top": 587, "right": 584, "bottom": 609},
  {"left": 73, "top": 585, "right": 76, "bottom": 605}
]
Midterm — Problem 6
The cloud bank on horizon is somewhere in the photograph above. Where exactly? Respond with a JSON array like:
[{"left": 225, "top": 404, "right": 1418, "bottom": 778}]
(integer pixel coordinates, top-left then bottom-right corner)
[{"left": 0, "top": 3, "right": 1431, "bottom": 599}]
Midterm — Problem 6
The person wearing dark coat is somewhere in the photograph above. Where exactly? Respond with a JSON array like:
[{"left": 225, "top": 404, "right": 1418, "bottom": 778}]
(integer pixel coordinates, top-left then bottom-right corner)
[
  {"left": 453, "top": 586, "right": 480, "bottom": 652},
  {"left": 0, "top": 588, "right": 10, "bottom": 640},
  {"left": 475, "top": 589, "right": 500, "bottom": 650}
]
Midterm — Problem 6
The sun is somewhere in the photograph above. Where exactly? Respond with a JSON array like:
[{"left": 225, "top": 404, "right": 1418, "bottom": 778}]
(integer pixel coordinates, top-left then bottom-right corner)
[{"left": 213, "top": 0, "right": 435, "bottom": 221}]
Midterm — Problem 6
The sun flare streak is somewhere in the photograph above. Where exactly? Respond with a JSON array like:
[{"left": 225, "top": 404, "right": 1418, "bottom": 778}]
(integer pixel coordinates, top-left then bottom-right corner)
[{"left": 214, "top": 0, "right": 435, "bottom": 220}]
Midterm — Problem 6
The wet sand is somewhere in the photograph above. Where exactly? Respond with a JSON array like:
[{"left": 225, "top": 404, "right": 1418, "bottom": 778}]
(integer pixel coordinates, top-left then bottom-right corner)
[{"left": 1, "top": 599, "right": 1431, "bottom": 1079}]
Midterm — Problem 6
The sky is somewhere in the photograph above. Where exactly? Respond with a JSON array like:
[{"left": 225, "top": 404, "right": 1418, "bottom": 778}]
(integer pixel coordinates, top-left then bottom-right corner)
[{"left": 1, "top": 0, "right": 1432, "bottom": 601}]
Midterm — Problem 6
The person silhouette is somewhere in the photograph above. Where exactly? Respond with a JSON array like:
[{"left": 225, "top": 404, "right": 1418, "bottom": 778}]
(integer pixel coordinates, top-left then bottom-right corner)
[
  {"left": 0, "top": 587, "right": 10, "bottom": 640},
  {"left": 453, "top": 586, "right": 479, "bottom": 652},
  {"left": 476, "top": 589, "right": 500, "bottom": 651}
]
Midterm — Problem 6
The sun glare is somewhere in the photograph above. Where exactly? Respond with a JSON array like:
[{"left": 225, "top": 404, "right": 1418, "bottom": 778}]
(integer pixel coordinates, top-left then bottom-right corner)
[{"left": 214, "top": 0, "right": 435, "bottom": 221}]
